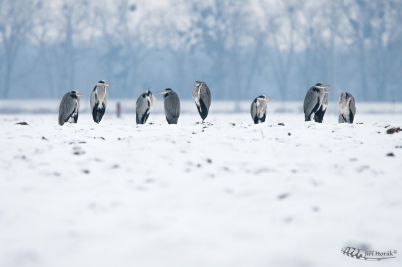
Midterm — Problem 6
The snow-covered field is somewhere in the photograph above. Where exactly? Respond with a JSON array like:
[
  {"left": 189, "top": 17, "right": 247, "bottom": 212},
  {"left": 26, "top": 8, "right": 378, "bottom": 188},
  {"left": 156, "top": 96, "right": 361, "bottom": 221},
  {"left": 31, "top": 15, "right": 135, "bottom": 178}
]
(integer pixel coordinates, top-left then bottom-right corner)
[{"left": 1, "top": 104, "right": 402, "bottom": 267}]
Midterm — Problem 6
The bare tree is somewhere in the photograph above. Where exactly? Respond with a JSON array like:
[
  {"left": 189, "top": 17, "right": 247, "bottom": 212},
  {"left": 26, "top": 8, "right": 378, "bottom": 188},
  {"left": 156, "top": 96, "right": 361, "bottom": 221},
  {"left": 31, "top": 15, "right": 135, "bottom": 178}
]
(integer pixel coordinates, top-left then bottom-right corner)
[
  {"left": 367, "top": 1, "right": 402, "bottom": 101},
  {"left": 56, "top": 1, "right": 91, "bottom": 92},
  {"left": 0, "top": 0, "right": 38, "bottom": 98},
  {"left": 259, "top": 0, "right": 299, "bottom": 104},
  {"left": 94, "top": 0, "right": 149, "bottom": 97},
  {"left": 30, "top": 1, "right": 57, "bottom": 97}
]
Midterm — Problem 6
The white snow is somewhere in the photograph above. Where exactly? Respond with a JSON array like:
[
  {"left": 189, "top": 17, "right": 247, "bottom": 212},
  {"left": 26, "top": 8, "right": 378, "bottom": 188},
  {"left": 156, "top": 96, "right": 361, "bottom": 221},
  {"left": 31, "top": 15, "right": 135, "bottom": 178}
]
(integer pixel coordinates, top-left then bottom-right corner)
[{"left": 0, "top": 108, "right": 402, "bottom": 267}]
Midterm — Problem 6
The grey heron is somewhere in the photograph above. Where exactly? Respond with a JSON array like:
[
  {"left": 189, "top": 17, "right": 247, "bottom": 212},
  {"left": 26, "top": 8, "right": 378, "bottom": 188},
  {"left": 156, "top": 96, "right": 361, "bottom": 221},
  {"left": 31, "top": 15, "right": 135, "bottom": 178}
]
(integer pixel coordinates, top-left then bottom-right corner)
[
  {"left": 192, "top": 81, "right": 211, "bottom": 122},
  {"left": 250, "top": 95, "right": 273, "bottom": 124},
  {"left": 58, "top": 90, "right": 84, "bottom": 126},
  {"left": 338, "top": 92, "right": 356, "bottom": 123},
  {"left": 136, "top": 87, "right": 156, "bottom": 124},
  {"left": 90, "top": 80, "right": 113, "bottom": 123},
  {"left": 303, "top": 83, "right": 330, "bottom": 123},
  {"left": 156, "top": 88, "right": 180, "bottom": 124}
]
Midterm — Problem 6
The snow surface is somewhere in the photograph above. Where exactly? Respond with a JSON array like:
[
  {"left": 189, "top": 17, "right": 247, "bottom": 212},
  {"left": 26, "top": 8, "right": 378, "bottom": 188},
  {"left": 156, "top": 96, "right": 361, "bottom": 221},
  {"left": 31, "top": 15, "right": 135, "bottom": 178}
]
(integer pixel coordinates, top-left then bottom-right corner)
[{"left": 1, "top": 109, "right": 402, "bottom": 267}]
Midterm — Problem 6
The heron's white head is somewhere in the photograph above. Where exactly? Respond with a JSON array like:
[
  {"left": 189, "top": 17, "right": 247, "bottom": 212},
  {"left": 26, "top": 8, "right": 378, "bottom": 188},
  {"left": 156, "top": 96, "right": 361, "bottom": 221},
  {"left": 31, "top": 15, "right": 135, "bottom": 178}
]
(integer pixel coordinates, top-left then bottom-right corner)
[
  {"left": 71, "top": 90, "right": 85, "bottom": 97},
  {"left": 97, "top": 80, "right": 113, "bottom": 87},
  {"left": 142, "top": 88, "right": 154, "bottom": 98},
  {"left": 194, "top": 81, "right": 203, "bottom": 88},
  {"left": 256, "top": 95, "right": 273, "bottom": 101},
  {"left": 315, "top": 83, "right": 330, "bottom": 92},
  {"left": 156, "top": 88, "right": 172, "bottom": 95}
]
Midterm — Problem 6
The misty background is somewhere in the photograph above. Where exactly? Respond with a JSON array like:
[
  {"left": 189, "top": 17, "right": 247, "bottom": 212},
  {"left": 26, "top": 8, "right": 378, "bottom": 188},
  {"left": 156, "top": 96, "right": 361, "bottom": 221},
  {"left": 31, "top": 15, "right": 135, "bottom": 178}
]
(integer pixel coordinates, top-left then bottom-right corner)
[{"left": 0, "top": 0, "right": 401, "bottom": 102}]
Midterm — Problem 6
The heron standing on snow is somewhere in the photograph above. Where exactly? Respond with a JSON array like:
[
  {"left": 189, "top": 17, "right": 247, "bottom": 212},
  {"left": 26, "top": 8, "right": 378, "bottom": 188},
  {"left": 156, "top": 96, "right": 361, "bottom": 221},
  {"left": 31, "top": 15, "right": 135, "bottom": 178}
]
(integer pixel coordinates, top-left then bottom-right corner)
[
  {"left": 136, "top": 87, "right": 156, "bottom": 124},
  {"left": 303, "top": 83, "right": 330, "bottom": 123},
  {"left": 338, "top": 92, "right": 356, "bottom": 123},
  {"left": 192, "top": 81, "right": 211, "bottom": 122},
  {"left": 250, "top": 95, "right": 273, "bottom": 124},
  {"left": 90, "top": 80, "right": 113, "bottom": 123},
  {"left": 157, "top": 88, "right": 180, "bottom": 124},
  {"left": 58, "top": 91, "right": 84, "bottom": 126}
]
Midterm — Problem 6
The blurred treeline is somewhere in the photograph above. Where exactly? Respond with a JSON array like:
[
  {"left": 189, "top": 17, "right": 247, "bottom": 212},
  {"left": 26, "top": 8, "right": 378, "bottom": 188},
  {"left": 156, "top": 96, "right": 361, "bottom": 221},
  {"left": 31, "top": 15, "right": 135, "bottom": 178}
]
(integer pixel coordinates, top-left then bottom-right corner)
[{"left": 0, "top": 0, "right": 401, "bottom": 101}]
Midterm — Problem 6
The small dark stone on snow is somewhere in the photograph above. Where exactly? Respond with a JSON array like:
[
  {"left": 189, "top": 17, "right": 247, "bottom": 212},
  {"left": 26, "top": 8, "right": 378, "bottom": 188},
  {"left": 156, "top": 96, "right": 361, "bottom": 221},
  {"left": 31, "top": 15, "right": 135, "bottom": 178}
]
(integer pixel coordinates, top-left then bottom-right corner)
[
  {"left": 284, "top": 217, "right": 293, "bottom": 223},
  {"left": 278, "top": 193, "right": 289, "bottom": 200},
  {"left": 83, "top": 170, "right": 90, "bottom": 174},
  {"left": 312, "top": 206, "right": 320, "bottom": 212},
  {"left": 288, "top": 132, "right": 291, "bottom": 136},
  {"left": 386, "top": 152, "right": 395, "bottom": 157},
  {"left": 42, "top": 136, "right": 48, "bottom": 141},
  {"left": 197, "top": 164, "right": 201, "bottom": 168},
  {"left": 207, "top": 159, "right": 212, "bottom": 163},
  {"left": 278, "top": 123, "right": 285, "bottom": 126},
  {"left": 16, "top": 122, "right": 28, "bottom": 125},
  {"left": 386, "top": 127, "right": 401, "bottom": 134},
  {"left": 230, "top": 123, "right": 236, "bottom": 126}
]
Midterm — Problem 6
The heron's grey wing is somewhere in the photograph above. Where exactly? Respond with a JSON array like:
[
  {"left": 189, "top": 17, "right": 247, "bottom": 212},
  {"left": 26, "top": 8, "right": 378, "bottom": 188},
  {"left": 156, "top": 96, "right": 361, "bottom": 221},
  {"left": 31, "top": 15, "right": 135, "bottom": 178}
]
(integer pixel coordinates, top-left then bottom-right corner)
[
  {"left": 58, "top": 93, "right": 77, "bottom": 125},
  {"left": 136, "top": 94, "right": 150, "bottom": 122},
  {"left": 192, "top": 87, "right": 198, "bottom": 99},
  {"left": 303, "top": 89, "right": 318, "bottom": 115},
  {"left": 165, "top": 93, "right": 180, "bottom": 119},
  {"left": 200, "top": 83, "right": 211, "bottom": 108},
  {"left": 250, "top": 100, "right": 257, "bottom": 120},
  {"left": 90, "top": 88, "right": 97, "bottom": 110}
]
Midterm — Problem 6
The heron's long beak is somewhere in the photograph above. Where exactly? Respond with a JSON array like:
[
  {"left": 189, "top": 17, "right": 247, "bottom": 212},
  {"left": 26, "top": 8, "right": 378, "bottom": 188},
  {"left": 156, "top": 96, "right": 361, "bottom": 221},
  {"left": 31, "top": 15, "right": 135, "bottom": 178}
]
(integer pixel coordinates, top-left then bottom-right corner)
[
  {"left": 105, "top": 82, "right": 113, "bottom": 86},
  {"left": 77, "top": 93, "right": 85, "bottom": 96},
  {"left": 321, "top": 85, "right": 330, "bottom": 89},
  {"left": 156, "top": 90, "right": 167, "bottom": 94},
  {"left": 264, "top": 97, "right": 274, "bottom": 101}
]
